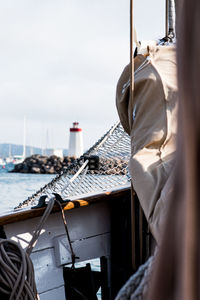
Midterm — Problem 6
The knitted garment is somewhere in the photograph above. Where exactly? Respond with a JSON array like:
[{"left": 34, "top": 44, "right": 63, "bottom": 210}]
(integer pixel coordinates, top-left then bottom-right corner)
[{"left": 115, "top": 255, "right": 155, "bottom": 300}]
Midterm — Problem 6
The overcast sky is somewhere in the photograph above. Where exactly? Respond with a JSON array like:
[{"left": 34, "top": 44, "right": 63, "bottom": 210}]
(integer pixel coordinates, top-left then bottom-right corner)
[{"left": 0, "top": 0, "right": 165, "bottom": 152}]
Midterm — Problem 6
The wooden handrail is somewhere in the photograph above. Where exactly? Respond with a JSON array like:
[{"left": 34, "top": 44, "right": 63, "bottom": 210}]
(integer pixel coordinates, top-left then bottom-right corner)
[{"left": 0, "top": 185, "right": 131, "bottom": 226}]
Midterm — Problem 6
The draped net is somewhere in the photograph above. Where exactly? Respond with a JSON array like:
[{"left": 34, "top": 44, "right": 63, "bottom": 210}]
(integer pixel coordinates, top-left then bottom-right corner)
[{"left": 16, "top": 122, "right": 131, "bottom": 209}]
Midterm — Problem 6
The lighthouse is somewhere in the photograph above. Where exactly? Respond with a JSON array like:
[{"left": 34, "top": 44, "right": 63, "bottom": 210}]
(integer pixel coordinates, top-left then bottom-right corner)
[{"left": 68, "top": 122, "right": 83, "bottom": 158}]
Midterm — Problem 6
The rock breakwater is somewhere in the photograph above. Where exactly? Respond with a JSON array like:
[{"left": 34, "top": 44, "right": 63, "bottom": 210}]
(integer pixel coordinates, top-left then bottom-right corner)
[
  {"left": 11, "top": 155, "right": 76, "bottom": 174},
  {"left": 11, "top": 154, "right": 127, "bottom": 175}
]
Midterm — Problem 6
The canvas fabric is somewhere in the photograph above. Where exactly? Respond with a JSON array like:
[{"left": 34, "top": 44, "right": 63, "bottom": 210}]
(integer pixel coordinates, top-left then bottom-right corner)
[{"left": 116, "top": 45, "right": 178, "bottom": 243}]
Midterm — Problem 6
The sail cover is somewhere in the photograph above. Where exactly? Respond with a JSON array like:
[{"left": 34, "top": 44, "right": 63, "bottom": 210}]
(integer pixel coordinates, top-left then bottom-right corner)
[{"left": 116, "top": 45, "right": 178, "bottom": 242}]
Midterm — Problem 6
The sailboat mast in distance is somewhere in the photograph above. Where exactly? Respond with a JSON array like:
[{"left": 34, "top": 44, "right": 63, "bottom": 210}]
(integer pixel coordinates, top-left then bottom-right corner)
[{"left": 22, "top": 116, "right": 26, "bottom": 158}]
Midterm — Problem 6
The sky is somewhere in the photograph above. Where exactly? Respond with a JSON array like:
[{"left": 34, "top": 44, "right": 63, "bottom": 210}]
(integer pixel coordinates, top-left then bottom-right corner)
[{"left": 0, "top": 0, "right": 165, "bottom": 152}]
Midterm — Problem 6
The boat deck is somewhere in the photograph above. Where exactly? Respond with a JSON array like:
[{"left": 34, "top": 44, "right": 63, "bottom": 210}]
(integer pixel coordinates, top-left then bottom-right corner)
[{"left": 0, "top": 184, "right": 139, "bottom": 300}]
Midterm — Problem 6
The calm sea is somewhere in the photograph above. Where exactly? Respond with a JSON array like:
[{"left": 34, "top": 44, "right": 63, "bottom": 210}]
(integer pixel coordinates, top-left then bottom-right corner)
[
  {"left": 0, "top": 169, "right": 55, "bottom": 213},
  {"left": 0, "top": 168, "right": 101, "bottom": 298}
]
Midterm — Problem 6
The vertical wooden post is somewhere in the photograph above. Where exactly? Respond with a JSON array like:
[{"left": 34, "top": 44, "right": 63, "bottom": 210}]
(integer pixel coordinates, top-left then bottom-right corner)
[
  {"left": 100, "top": 256, "right": 110, "bottom": 300},
  {"left": 132, "top": 193, "right": 153, "bottom": 270},
  {"left": 110, "top": 189, "right": 133, "bottom": 299},
  {"left": 131, "top": 185, "right": 136, "bottom": 270}
]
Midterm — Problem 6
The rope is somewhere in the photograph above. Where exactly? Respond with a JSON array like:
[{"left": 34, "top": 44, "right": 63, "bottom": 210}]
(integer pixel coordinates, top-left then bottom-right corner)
[
  {"left": 130, "top": 0, "right": 134, "bottom": 120},
  {"left": 0, "top": 239, "right": 38, "bottom": 300},
  {"left": 0, "top": 195, "right": 76, "bottom": 299},
  {"left": 0, "top": 198, "right": 56, "bottom": 299},
  {"left": 26, "top": 197, "right": 55, "bottom": 255},
  {"left": 61, "top": 159, "right": 89, "bottom": 195},
  {"left": 166, "top": 0, "right": 176, "bottom": 39},
  {"left": 115, "top": 254, "right": 155, "bottom": 300},
  {"left": 53, "top": 197, "right": 76, "bottom": 267},
  {"left": 68, "top": 166, "right": 89, "bottom": 198}
]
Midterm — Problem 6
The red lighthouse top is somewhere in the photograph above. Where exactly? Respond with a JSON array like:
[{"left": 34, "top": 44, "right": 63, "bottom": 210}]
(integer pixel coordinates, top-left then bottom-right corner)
[{"left": 70, "top": 122, "right": 82, "bottom": 132}]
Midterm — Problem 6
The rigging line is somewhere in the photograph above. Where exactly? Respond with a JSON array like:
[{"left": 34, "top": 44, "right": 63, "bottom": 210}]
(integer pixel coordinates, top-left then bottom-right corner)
[
  {"left": 130, "top": 0, "right": 134, "bottom": 108},
  {"left": 54, "top": 199, "right": 76, "bottom": 267},
  {"left": 61, "top": 159, "right": 89, "bottom": 194},
  {"left": 130, "top": 0, "right": 136, "bottom": 272},
  {"left": 68, "top": 166, "right": 89, "bottom": 198}
]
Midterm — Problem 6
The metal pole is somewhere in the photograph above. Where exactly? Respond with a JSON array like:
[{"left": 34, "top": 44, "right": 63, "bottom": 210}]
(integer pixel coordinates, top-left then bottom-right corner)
[
  {"left": 166, "top": 0, "right": 176, "bottom": 38},
  {"left": 130, "top": 0, "right": 136, "bottom": 270},
  {"left": 168, "top": 0, "right": 175, "bottom": 35},
  {"left": 165, "top": 0, "right": 169, "bottom": 37}
]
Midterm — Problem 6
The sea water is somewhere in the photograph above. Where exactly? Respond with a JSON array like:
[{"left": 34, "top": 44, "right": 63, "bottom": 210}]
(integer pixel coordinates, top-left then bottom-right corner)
[
  {"left": 0, "top": 169, "right": 101, "bottom": 299},
  {"left": 0, "top": 170, "right": 55, "bottom": 213}
]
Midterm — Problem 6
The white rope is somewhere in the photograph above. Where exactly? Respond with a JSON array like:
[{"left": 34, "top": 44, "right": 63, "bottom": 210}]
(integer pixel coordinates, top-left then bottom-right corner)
[
  {"left": 68, "top": 166, "right": 89, "bottom": 197},
  {"left": 61, "top": 159, "right": 89, "bottom": 194},
  {"left": 0, "top": 197, "right": 60, "bottom": 299},
  {"left": 0, "top": 195, "right": 79, "bottom": 299},
  {"left": 0, "top": 239, "right": 39, "bottom": 300}
]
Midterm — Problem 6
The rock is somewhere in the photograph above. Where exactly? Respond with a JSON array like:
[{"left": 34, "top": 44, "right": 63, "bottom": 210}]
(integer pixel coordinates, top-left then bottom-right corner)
[
  {"left": 11, "top": 154, "right": 128, "bottom": 175},
  {"left": 46, "top": 166, "right": 55, "bottom": 174},
  {"left": 31, "top": 167, "right": 41, "bottom": 174}
]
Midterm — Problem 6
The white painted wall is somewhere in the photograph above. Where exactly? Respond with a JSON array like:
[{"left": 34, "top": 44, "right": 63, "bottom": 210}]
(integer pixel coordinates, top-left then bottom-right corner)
[{"left": 4, "top": 202, "right": 111, "bottom": 299}]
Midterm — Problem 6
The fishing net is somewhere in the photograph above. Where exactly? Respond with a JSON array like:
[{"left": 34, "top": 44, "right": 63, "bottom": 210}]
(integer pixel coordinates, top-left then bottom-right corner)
[{"left": 16, "top": 122, "right": 131, "bottom": 209}]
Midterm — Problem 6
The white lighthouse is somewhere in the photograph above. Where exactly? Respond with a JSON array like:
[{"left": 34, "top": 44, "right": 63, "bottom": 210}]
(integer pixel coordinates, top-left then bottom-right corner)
[{"left": 68, "top": 122, "right": 83, "bottom": 158}]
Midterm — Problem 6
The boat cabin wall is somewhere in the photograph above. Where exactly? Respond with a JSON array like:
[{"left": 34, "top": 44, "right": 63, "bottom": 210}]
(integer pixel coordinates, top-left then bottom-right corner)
[{"left": 1, "top": 188, "right": 150, "bottom": 299}]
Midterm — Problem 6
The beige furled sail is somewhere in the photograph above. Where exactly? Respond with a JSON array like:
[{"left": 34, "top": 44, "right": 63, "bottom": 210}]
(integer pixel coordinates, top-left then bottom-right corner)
[{"left": 116, "top": 43, "right": 178, "bottom": 243}]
